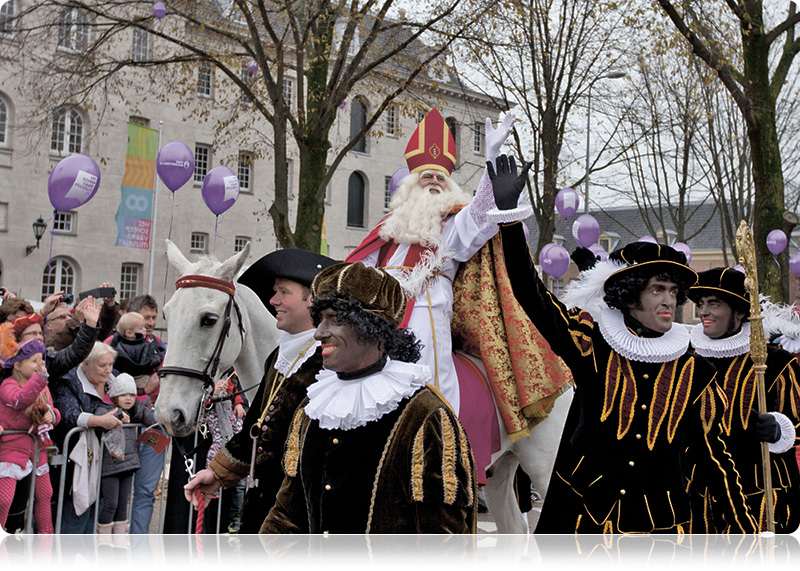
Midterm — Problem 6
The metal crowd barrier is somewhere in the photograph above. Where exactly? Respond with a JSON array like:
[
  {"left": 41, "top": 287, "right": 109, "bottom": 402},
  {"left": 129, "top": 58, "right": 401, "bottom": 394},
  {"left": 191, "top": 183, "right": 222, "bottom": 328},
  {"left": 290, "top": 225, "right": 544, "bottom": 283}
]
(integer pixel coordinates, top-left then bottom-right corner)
[{"left": 0, "top": 429, "right": 42, "bottom": 534}]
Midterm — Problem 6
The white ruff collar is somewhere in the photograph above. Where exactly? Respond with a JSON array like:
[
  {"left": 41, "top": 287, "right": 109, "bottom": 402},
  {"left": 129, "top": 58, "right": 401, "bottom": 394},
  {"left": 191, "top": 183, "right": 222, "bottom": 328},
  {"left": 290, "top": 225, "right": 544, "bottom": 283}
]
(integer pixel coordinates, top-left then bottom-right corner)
[
  {"left": 304, "top": 359, "right": 429, "bottom": 431},
  {"left": 597, "top": 307, "right": 690, "bottom": 363},
  {"left": 691, "top": 322, "right": 751, "bottom": 359},
  {"left": 274, "top": 330, "right": 319, "bottom": 377}
]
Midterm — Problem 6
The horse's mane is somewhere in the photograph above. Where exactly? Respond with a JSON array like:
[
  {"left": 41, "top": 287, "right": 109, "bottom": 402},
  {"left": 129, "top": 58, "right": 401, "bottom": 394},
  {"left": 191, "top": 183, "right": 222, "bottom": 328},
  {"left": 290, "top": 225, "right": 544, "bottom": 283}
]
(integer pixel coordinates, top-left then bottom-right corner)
[{"left": 190, "top": 255, "right": 223, "bottom": 275}]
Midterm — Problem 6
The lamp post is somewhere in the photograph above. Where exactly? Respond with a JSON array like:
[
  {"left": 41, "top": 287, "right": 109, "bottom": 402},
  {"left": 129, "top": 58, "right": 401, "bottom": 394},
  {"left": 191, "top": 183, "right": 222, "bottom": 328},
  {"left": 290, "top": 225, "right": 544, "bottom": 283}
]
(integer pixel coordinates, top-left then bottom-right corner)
[
  {"left": 25, "top": 217, "right": 48, "bottom": 256},
  {"left": 584, "top": 69, "right": 627, "bottom": 213}
]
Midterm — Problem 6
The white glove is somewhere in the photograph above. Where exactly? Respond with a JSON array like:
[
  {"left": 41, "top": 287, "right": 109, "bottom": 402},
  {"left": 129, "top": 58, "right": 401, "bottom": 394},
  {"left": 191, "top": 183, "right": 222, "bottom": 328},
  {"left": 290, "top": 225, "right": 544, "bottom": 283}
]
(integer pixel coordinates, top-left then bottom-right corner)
[{"left": 486, "top": 111, "right": 517, "bottom": 166}]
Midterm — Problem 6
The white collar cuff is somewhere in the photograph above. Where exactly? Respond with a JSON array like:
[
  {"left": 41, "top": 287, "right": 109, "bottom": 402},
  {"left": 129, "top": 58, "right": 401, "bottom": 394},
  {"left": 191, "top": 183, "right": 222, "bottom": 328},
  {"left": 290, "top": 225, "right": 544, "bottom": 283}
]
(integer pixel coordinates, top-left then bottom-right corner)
[
  {"left": 274, "top": 329, "right": 319, "bottom": 377},
  {"left": 304, "top": 359, "right": 429, "bottom": 431},
  {"left": 597, "top": 307, "right": 690, "bottom": 363},
  {"left": 690, "top": 322, "right": 751, "bottom": 359}
]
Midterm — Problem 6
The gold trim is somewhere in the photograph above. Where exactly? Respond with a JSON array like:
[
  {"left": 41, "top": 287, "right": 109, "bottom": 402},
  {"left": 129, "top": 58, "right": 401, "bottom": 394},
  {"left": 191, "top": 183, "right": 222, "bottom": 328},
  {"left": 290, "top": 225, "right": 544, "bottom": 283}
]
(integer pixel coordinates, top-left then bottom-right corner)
[
  {"left": 283, "top": 407, "right": 306, "bottom": 477},
  {"left": 411, "top": 423, "right": 425, "bottom": 502},
  {"left": 440, "top": 409, "right": 458, "bottom": 505}
]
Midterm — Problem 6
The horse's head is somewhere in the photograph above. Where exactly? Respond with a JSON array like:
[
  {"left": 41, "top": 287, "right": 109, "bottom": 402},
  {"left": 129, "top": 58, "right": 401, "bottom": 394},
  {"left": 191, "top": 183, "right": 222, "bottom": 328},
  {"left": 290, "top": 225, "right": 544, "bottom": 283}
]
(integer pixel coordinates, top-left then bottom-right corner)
[{"left": 156, "top": 239, "right": 251, "bottom": 437}]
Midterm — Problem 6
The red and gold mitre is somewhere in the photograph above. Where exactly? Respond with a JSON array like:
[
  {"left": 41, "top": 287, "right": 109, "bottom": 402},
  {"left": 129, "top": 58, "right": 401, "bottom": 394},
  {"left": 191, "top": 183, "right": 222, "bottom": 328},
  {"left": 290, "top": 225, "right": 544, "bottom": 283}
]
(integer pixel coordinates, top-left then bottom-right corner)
[{"left": 404, "top": 108, "right": 456, "bottom": 175}]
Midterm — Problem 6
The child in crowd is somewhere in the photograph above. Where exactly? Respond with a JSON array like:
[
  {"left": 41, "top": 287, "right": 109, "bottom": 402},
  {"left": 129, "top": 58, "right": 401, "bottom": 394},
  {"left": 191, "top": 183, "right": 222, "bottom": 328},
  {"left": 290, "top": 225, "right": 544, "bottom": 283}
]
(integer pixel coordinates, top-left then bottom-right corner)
[
  {"left": 94, "top": 373, "right": 156, "bottom": 534},
  {"left": 0, "top": 322, "right": 60, "bottom": 533},
  {"left": 108, "top": 312, "right": 165, "bottom": 397}
]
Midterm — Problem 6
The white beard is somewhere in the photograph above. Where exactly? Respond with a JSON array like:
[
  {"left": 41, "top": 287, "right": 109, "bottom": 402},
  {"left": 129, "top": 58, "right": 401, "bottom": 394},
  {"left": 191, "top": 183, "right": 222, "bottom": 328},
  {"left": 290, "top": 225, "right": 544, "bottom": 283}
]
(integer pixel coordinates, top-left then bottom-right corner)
[{"left": 379, "top": 173, "right": 472, "bottom": 247}]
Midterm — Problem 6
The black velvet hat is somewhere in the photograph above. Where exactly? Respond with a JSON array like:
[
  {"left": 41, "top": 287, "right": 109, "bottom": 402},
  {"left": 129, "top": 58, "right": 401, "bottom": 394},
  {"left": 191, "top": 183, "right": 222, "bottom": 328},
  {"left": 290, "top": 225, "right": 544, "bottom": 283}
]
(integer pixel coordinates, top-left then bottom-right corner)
[
  {"left": 238, "top": 249, "right": 337, "bottom": 316},
  {"left": 688, "top": 267, "right": 750, "bottom": 315},
  {"left": 603, "top": 241, "right": 697, "bottom": 293}
]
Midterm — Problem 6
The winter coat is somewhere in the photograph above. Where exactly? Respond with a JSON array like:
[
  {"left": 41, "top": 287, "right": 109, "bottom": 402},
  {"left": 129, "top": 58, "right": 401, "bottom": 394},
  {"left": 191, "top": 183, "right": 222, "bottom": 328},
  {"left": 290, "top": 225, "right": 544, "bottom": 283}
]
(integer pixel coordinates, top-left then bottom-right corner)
[
  {"left": 46, "top": 322, "right": 100, "bottom": 382},
  {"left": 0, "top": 372, "right": 60, "bottom": 469},
  {"left": 94, "top": 400, "right": 156, "bottom": 476},
  {"left": 109, "top": 332, "right": 164, "bottom": 377}
]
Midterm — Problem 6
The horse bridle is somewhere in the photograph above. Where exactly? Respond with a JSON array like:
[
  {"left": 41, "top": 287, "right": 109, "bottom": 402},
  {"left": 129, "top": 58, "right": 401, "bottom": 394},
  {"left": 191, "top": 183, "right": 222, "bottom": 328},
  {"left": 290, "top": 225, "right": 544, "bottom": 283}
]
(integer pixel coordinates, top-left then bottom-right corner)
[{"left": 158, "top": 274, "right": 245, "bottom": 437}]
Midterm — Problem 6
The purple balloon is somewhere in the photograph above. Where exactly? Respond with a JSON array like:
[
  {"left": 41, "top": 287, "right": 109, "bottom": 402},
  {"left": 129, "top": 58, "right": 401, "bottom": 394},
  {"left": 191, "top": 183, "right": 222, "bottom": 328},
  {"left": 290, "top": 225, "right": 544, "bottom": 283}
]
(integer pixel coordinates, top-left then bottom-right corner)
[
  {"left": 202, "top": 166, "right": 240, "bottom": 215},
  {"left": 247, "top": 60, "right": 258, "bottom": 74},
  {"left": 47, "top": 154, "right": 101, "bottom": 211},
  {"left": 790, "top": 252, "right": 800, "bottom": 276},
  {"left": 572, "top": 214, "right": 600, "bottom": 248},
  {"left": 767, "top": 229, "right": 787, "bottom": 256},
  {"left": 639, "top": 235, "right": 657, "bottom": 244},
  {"left": 541, "top": 244, "right": 570, "bottom": 279},
  {"left": 153, "top": 1, "right": 166, "bottom": 19},
  {"left": 539, "top": 243, "right": 555, "bottom": 264},
  {"left": 734, "top": 264, "right": 745, "bottom": 273},
  {"left": 672, "top": 242, "right": 692, "bottom": 265},
  {"left": 389, "top": 167, "right": 410, "bottom": 197},
  {"left": 589, "top": 243, "right": 608, "bottom": 262},
  {"left": 157, "top": 142, "right": 195, "bottom": 192},
  {"left": 555, "top": 187, "right": 580, "bottom": 219}
]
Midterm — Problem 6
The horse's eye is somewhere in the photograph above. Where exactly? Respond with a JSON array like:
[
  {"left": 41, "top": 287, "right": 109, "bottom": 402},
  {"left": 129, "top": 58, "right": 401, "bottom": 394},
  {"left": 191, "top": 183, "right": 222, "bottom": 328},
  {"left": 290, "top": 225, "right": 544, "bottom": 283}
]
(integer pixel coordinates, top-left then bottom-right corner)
[{"left": 200, "top": 314, "right": 218, "bottom": 327}]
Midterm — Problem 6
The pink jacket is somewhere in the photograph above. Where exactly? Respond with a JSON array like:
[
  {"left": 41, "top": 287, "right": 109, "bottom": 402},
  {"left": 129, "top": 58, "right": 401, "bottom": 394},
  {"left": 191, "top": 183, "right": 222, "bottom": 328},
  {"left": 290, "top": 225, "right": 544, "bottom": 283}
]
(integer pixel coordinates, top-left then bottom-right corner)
[{"left": 0, "top": 373, "right": 60, "bottom": 468}]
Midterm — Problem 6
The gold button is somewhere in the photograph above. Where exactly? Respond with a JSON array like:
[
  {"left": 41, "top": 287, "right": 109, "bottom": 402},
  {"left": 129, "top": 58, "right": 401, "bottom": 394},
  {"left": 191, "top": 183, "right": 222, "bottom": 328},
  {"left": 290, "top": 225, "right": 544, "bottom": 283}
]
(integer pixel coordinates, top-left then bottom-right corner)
[
  {"left": 620, "top": 489, "right": 626, "bottom": 496},
  {"left": 635, "top": 434, "right": 642, "bottom": 439},
  {"left": 332, "top": 438, "right": 339, "bottom": 445},
  {"left": 643, "top": 374, "right": 649, "bottom": 380},
  {"left": 641, "top": 404, "right": 647, "bottom": 410},
  {"left": 325, "top": 484, "right": 331, "bottom": 491},
  {"left": 629, "top": 461, "right": 635, "bottom": 467}
]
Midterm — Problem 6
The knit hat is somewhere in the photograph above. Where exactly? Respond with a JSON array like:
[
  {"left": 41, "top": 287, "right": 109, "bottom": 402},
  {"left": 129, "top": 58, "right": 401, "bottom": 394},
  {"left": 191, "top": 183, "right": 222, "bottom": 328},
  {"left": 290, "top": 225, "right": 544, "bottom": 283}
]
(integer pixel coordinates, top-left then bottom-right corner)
[
  {"left": 604, "top": 241, "right": 697, "bottom": 294},
  {"left": 310, "top": 262, "right": 407, "bottom": 327},
  {"left": 107, "top": 373, "right": 137, "bottom": 398},
  {"left": 688, "top": 267, "right": 750, "bottom": 315},
  {"left": 0, "top": 322, "right": 46, "bottom": 369}
]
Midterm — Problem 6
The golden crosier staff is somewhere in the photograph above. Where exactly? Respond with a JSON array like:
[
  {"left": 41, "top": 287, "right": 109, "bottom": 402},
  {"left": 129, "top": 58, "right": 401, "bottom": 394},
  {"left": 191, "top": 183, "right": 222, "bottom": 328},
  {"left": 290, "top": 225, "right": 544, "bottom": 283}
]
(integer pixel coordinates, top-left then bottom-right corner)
[{"left": 735, "top": 220, "right": 774, "bottom": 534}]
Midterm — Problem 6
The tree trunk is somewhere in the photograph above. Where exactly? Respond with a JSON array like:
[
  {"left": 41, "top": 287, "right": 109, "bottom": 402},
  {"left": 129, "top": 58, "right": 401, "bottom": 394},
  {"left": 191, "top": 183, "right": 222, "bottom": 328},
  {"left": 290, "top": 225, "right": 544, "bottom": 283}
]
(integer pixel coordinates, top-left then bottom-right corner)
[
  {"left": 268, "top": 113, "right": 292, "bottom": 248},
  {"left": 294, "top": 141, "right": 329, "bottom": 252}
]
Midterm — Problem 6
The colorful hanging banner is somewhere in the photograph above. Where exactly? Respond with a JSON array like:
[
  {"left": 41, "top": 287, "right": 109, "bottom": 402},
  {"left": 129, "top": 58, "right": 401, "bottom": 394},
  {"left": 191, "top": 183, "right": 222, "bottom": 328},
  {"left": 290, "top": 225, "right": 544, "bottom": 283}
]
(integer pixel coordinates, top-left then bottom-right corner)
[
  {"left": 115, "top": 122, "right": 158, "bottom": 249},
  {"left": 320, "top": 213, "right": 328, "bottom": 256}
]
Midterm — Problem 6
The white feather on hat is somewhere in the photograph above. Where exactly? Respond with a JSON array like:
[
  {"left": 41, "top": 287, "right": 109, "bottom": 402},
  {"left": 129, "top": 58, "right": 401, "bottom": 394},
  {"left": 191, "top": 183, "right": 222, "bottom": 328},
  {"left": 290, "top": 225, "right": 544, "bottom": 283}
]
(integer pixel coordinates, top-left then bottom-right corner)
[
  {"left": 561, "top": 259, "right": 627, "bottom": 321},
  {"left": 761, "top": 299, "right": 800, "bottom": 352}
]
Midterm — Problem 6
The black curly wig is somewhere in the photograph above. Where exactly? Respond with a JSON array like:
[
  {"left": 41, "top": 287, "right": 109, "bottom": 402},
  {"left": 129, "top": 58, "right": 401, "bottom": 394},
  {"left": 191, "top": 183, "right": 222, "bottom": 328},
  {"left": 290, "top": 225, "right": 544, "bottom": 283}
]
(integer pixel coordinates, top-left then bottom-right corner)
[
  {"left": 310, "top": 293, "right": 422, "bottom": 364},
  {"left": 604, "top": 269, "right": 691, "bottom": 313}
]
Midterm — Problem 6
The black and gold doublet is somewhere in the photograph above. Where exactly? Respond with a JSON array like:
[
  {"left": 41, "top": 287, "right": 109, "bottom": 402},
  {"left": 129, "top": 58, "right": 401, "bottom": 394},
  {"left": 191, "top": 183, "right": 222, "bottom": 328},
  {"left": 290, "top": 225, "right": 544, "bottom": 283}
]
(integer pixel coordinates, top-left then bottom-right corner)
[
  {"left": 209, "top": 346, "right": 323, "bottom": 533},
  {"left": 261, "top": 385, "right": 477, "bottom": 534},
  {"left": 499, "top": 222, "right": 757, "bottom": 533},
  {"left": 688, "top": 341, "right": 800, "bottom": 533}
]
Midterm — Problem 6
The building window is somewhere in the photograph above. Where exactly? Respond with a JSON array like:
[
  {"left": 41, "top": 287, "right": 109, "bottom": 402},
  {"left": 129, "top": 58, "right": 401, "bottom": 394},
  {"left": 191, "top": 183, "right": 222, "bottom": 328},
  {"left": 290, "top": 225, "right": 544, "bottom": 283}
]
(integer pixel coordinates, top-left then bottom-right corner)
[
  {"left": 283, "top": 78, "right": 293, "bottom": 111},
  {"left": 553, "top": 234, "right": 565, "bottom": 247},
  {"left": 445, "top": 117, "right": 460, "bottom": 170},
  {"left": 598, "top": 232, "right": 619, "bottom": 253},
  {"left": 417, "top": 109, "right": 426, "bottom": 124},
  {"left": 350, "top": 97, "right": 368, "bottom": 154},
  {"left": 473, "top": 121, "right": 484, "bottom": 154},
  {"left": 41, "top": 258, "right": 76, "bottom": 301},
  {"left": 131, "top": 27, "right": 149, "bottom": 62},
  {"left": 0, "top": 202, "right": 7, "bottom": 231},
  {"left": 57, "top": 7, "right": 89, "bottom": 52},
  {"left": 129, "top": 116, "right": 149, "bottom": 127},
  {"left": 50, "top": 107, "right": 83, "bottom": 155},
  {"left": 384, "top": 175, "right": 392, "bottom": 212},
  {"left": 190, "top": 232, "right": 208, "bottom": 254},
  {"left": 0, "top": 1, "right": 15, "bottom": 37},
  {"left": 347, "top": 172, "right": 365, "bottom": 228},
  {"left": 194, "top": 144, "right": 210, "bottom": 183},
  {"left": 240, "top": 62, "right": 252, "bottom": 105},
  {"left": 197, "top": 61, "right": 213, "bottom": 98},
  {"left": 119, "top": 263, "right": 140, "bottom": 300},
  {"left": 287, "top": 159, "right": 294, "bottom": 200},
  {"left": 234, "top": 236, "right": 250, "bottom": 253},
  {"left": 52, "top": 211, "right": 75, "bottom": 234},
  {"left": 238, "top": 151, "right": 252, "bottom": 193},
  {"left": 386, "top": 106, "right": 397, "bottom": 136},
  {"left": 655, "top": 229, "right": 678, "bottom": 246},
  {"left": 0, "top": 96, "right": 7, "bottom": 146}
]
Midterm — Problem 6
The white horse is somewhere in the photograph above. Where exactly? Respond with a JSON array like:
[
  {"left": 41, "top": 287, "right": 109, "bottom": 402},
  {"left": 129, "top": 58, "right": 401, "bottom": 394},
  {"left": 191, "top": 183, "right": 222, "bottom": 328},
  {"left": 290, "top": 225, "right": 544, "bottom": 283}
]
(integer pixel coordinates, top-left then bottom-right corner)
[
  {"left": 155, "top": 240, "right": 281, "bottom": 437},
  {"left": 155, "top": 239, "right": 569, "bottom": 533}
]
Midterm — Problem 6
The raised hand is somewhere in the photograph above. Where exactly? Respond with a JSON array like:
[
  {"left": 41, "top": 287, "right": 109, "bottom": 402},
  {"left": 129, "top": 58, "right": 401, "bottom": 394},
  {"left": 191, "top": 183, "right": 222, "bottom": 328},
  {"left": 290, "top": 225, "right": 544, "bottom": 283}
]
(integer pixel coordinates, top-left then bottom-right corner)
[
  {"left": 486, "top": 112, "right": 517, "bottom": 165},
  {"left": 81, "top": 296, "right": 100, "bottom": 327},
  {"left": 487, "top": 155, "right": 532, "bottom": 211}
]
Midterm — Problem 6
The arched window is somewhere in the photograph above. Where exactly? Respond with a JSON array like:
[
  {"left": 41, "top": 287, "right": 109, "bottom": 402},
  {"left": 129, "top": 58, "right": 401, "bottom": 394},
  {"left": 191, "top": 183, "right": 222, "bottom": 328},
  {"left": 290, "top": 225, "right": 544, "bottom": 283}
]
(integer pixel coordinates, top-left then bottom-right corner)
[
  {"left": 350, "top": 98, "right": 367, "bottom": 153},
  {"left": 445, "top": 117, "right": 460, "bottom": 170},
  {"left": 347, "top": 172, "right": 366, "bottom": 228},
  {"left": 41, "top": 258, "right": 76, "bottom": 301},
  {"left": 0, "top": 1, "right": 15, "bottom": 37},
  {"left": 0, "top": 95, "right": 8, "bottom": 146},
  {"left": 50, "top": 107, "right": 84, "bottom": 155}
]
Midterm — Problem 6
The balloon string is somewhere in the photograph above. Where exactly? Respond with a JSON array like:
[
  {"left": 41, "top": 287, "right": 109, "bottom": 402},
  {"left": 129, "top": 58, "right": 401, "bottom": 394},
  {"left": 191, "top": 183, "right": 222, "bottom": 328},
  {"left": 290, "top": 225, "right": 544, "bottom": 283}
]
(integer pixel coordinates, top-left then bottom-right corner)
[
  {"left": 774, "top": 255, "right": 781, "bottom": 269},
  {"left": 213, "top": 216, "right": 226, "bottom": 251}
]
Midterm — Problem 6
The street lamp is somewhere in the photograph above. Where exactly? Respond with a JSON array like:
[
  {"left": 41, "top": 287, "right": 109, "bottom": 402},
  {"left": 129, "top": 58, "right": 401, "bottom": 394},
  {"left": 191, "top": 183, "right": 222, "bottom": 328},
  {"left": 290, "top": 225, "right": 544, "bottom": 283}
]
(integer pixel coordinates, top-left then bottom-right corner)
[
  {"left": 25, "top": 217, "right": 48, "bottom": 256},
  {"left": 584, "top": 69, "right": 627, "bottom": 213}
]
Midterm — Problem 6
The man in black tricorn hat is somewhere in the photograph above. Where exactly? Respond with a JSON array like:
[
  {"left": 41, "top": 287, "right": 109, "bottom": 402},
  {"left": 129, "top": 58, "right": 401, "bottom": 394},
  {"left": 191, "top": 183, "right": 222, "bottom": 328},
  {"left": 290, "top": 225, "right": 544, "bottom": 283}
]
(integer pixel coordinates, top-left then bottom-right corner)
[
  {"left": 184, "top": 248, "right": 335, "bottom": 533},
  {"left": 260, "top": 262, "right": 477, "bottom": 533},
  {"left": 688, "top": 267, "right": 800, "bottom": 533},
  {"left": 483, "top": 154, "right": 757, "bottom": 533}
]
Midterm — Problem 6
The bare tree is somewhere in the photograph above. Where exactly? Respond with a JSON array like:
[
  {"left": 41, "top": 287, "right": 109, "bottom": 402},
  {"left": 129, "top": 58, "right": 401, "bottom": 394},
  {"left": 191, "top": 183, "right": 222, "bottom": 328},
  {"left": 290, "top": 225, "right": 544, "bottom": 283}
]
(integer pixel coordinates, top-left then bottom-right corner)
[{"left": 2, "top": 0, "right": 489, "bottom": 250}]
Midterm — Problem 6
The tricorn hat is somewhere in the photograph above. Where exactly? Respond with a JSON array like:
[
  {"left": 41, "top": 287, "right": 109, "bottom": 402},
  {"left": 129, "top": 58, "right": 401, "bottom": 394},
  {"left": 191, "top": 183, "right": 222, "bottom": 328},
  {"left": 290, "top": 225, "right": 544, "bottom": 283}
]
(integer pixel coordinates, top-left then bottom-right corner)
[
  {"left": 238, "top": 249, "right": 337, "bottom": 316},
  {"left": 404, "top": 108, "right": 457, "bottom": 176},
  {"left": 688, "top": 267, "right": 750, "bottom": 315},
  {"left": 310, "top": 262, "right": 407, "bottom": 327},
  {"left": 603, "top": 241, "right": 697, "bottom": 293}
]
